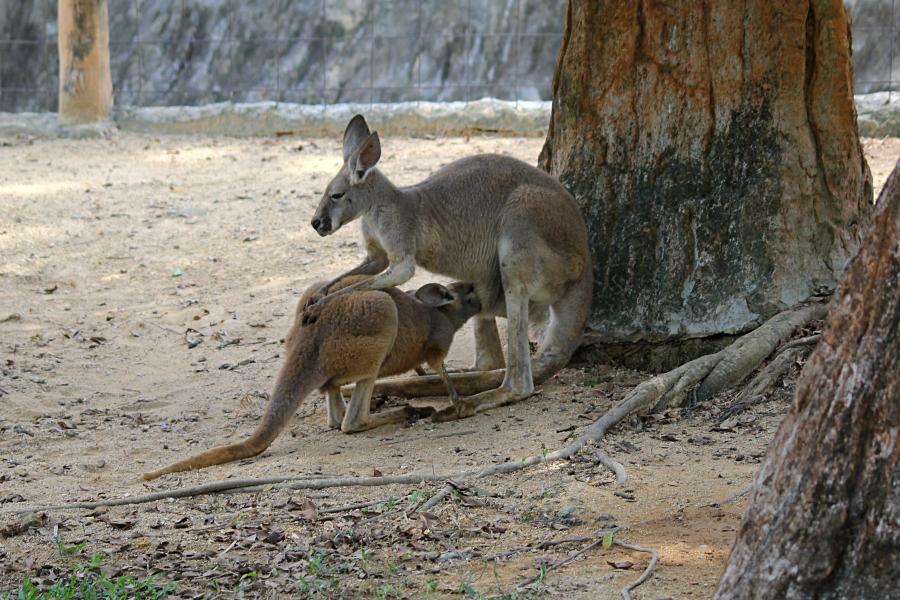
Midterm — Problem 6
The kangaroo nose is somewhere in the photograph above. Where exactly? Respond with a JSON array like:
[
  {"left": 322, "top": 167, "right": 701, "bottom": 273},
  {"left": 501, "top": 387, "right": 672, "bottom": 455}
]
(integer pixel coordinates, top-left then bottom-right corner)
[{"left": 312, "top": 217, "right": 321, "bottom": 230}]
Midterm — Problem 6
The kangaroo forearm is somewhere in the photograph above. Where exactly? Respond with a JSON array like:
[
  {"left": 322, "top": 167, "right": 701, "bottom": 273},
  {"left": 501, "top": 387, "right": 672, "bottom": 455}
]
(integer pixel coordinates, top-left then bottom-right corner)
[
  {"left": 321, "top": 260, "right": 415, "bottom": 302},
  {"left": 340, "top": 254, "right": 390, "bottom": 279}
]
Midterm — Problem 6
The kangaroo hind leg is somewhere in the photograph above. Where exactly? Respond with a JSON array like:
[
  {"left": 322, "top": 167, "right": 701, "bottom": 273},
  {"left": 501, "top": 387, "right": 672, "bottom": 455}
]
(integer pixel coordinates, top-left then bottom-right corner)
[
  {"left": 341, "top": 377, "right": 434, "bottom": 433},
  {"left": 326, "top": 387, "right": 345, "bottom": 429},
  {"left": 473, "top": 316, "right": 505, "bottom": 371}
]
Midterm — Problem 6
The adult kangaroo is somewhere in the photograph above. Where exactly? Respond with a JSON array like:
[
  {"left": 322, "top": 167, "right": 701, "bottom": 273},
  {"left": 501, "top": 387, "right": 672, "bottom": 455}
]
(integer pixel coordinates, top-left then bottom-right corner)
[{"left": 306, "top": 115, "right": 592, "bottom": 421}]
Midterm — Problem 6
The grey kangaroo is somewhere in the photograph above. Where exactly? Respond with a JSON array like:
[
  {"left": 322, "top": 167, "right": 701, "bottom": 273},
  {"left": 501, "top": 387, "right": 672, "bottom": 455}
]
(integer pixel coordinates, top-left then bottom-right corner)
[
  {"left": 304, "top": 115, "right": 592, "bottom": 422},
  {"left": 142, "top": 275, "right": 481, "bottom": 480}
]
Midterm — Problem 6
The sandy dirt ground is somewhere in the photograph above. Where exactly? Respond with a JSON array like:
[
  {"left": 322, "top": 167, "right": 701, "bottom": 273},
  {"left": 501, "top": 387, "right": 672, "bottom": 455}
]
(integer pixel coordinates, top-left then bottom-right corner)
[{"left": 0, "top": 132, "right": 896, "bottom": 599}]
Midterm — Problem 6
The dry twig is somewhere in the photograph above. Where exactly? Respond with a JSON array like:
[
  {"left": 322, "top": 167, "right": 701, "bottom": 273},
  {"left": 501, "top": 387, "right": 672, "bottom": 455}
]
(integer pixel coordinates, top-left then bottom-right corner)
[
  {"left": 515, "top": 528, "right": 658, "bottom": 600},
  {"left": 517, "top": 535, "right": 606, "bottom": 590},
  {"left": 616, "top": 540, "right": 659, "bottom": 600},
  {"left": 415, "top": 483, "right": 455, "bottom": 514}
]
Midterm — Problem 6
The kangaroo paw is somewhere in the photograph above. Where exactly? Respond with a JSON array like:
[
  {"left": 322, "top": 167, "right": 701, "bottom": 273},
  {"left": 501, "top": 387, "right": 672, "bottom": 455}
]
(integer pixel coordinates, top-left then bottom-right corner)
[
  {"left": 405, "top": 404, "right": 436, "bottom": 420},
  {"left": 301, "top": 304, "right": 322, "bottom": 326}
]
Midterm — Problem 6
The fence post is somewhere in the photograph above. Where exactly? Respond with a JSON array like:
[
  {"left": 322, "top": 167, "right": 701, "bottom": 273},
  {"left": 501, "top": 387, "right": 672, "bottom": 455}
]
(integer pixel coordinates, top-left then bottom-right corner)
[{"left": 57, "top": 0, "right": 113, "bottom": 124}]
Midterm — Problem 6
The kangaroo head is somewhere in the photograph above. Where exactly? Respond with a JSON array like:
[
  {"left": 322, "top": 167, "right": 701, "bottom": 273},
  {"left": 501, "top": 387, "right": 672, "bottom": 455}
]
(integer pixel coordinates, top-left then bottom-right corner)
[
  {"left": 311, "top": 115, "right": 381, "bottom": 236},
  {"left": 415, "top": 282, "right": 482, "bottom": 329}
]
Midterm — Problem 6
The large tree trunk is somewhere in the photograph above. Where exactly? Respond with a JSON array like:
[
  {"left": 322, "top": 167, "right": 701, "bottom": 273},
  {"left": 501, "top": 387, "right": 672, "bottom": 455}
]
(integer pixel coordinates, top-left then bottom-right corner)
[
  {"left": 714, "top": 160, "right": 899, "bottom": 598},
  {"left": 540, "top": 1, "right": 872, "bottom": 345},
  {"left": 58, "top": 0, "right": 113, "bottom": 124}
]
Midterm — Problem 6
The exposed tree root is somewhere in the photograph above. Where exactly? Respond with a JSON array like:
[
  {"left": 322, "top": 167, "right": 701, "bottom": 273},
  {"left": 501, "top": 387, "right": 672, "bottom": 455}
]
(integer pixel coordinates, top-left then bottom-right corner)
[
  {"left": 773, "top": 333, "right": 821, "bottom": 353},
  {"left": 594, "top": 449, "right": 628, "bottom": 486},
  {"left": 2, "top": 300, "right": 827, "bottom": 515},
  {"left": 716, "top": 332, "right": 821, "bottom": 421},
  {"left": 717, "top": 347, "right": 803, "bottom": 422},
  {"left": 691, "top": 301, "right": 826, "bottom": 404}
]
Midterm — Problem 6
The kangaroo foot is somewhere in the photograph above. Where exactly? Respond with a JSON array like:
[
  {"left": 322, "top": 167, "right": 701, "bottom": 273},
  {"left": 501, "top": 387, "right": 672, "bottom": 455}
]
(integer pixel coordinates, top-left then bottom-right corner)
[
  {"left": 342, "top": 404, "right": 435, "bottom": 433},
  {"left": 430, "top": 400, "right": 478, "bottom": 423},
  {"left": 430, "top": 386, "right": 532, "bottom": 423},
  {"left": 367, "top": 369, "right": 506, "bottom": 399},
  {"left": 406, "top": 404, "right": 436, "bottom": 420}
]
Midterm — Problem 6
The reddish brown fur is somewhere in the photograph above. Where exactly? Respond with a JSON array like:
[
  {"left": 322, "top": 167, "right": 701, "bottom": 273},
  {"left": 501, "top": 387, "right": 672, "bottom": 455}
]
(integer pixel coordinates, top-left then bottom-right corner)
[{"left": 141, "top": 276, "right": 479, "bottom": 480}]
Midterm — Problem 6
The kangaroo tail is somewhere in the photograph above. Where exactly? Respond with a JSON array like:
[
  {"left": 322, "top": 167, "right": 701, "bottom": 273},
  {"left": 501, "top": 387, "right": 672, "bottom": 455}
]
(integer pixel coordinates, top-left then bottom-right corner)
[{"left": 142, "top": 365, "right": 325, "bottom": 481}]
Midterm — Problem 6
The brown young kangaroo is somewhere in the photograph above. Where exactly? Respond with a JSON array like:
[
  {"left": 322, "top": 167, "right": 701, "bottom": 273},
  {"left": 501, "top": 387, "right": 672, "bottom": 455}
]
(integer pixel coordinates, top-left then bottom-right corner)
[
  {"left": 304, "top": 115, "right": 592, "bottom": 422},
  {"left": 141, "top": 276, "right": 481, "bottom": 480}
]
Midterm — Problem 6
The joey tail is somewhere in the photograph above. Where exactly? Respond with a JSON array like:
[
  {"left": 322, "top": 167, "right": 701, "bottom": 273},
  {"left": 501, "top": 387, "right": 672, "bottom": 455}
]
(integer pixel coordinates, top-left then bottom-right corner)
[{"left": 142, "top": 364, "right": 326, "bottom": 480}]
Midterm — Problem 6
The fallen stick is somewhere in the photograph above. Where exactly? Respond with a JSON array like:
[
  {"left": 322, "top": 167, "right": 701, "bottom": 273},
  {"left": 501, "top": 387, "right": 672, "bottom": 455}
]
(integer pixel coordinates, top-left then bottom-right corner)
[
  {"left": 416, "top": 482, "right": 455, "bottom": 514},
  {"left": 320, "top": 497, "right": 394, "bottom": 514},
  {"left": 616, "top": 540, "right": 659, "bottom": 600},
  {"left": 483, "top": 535, "right": 594, "bottom": 562},
  {"left": 515, "top": 528, "right": 658, "bottom": 600},
  {"left": 517, "top": 534, "right": 606, "bottom": 590}
]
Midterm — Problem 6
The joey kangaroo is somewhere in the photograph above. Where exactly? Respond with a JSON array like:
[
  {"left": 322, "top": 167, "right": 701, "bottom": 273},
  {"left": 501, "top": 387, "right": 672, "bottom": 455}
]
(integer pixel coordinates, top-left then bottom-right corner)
[
  {"left": 305, "top": 115, "right": 592, "bottom": 422},
  {"left": 141, "top": 275, "right": 481, "bottom": 480}
]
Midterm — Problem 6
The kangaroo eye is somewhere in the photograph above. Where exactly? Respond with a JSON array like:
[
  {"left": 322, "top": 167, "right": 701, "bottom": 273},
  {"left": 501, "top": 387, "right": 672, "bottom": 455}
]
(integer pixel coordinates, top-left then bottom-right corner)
[
  {"left": 330, "top": 192, "right": 345, "bottom": 200},
  {"left": 356, "top": 170, "right": 366, "bottom": 179}
]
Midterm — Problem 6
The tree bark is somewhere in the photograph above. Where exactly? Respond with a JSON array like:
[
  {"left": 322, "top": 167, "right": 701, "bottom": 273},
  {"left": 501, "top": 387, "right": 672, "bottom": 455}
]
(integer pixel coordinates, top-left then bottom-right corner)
[
  {"left": 714, "top": 160, "right": 899, "bottom": 599},
  {"left": 540, "top": 1, "right": 872, "bottom": 344},
  {"left": 58, "top": 0, "right": 113, "bottom": 124}
]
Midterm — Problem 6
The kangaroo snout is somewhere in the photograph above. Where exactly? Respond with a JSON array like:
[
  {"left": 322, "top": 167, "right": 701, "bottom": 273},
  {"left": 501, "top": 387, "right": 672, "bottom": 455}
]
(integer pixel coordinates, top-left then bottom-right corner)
[
  {"left": 454, "top": 283, "right": 482, "bottom": 316},
  {"left": 311, "top": 215, "right": 332, "bottom": 236}
]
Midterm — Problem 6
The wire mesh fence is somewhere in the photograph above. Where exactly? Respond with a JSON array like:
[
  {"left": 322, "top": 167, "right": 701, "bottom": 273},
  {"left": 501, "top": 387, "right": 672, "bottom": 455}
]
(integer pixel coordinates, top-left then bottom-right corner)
[
  {"left": 0, "top": 0, "right": 896, "bottom": 113},
  {"left": 0, "top": 0, "right": 564, "bottom": 112}
]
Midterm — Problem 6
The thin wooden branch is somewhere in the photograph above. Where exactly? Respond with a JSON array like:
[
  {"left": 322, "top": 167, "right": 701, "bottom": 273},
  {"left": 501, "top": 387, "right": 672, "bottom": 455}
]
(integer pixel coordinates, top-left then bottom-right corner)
[
  {"left": 616, "top": 540, "right": 660, "bottom": 600},
  {"left": 320, "top": 497, "right": 393, "bottom": 514},
  {"left": 416, "top": 483, "right": 454, "bottom": 513},
  {"left": 514, "top": 528, "right": 659, "bottom": 598},
  {"left": 483, "top": 535, "right": 594, "bottom": 562},
  {"left": 517, "top": 533, "right": 606, "bottom": 590}
]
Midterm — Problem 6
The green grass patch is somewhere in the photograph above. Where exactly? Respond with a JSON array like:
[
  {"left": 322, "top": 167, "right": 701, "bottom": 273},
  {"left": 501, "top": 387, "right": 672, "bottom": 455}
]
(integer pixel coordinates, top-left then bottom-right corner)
[{"left": 2, "top": 550, "right": 172, "bottom": 600}]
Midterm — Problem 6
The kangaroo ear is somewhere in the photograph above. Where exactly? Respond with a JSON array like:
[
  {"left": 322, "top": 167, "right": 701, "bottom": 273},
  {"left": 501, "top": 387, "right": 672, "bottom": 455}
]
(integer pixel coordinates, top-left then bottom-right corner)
[
  {"left": 415, "top": 283, "right": 455, "bottom": 307},
  {"left": 343, "top": 114, "right": 371, "bottom": 161},
  {"left": 350, "top": 132, "right": 381, "bottom": 185}
]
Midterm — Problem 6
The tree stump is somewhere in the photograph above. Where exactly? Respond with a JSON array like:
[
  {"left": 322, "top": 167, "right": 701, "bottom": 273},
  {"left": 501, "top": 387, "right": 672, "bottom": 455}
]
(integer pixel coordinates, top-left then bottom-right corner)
[
  {"left": 540, "top": 1, "right": 872, "bottom": 345},
  {"left": 714, "top": 159, "right": 899, "bottom": 599},
  {"left": 58, "top": 0, "right": 113, "bottom": 124}
]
